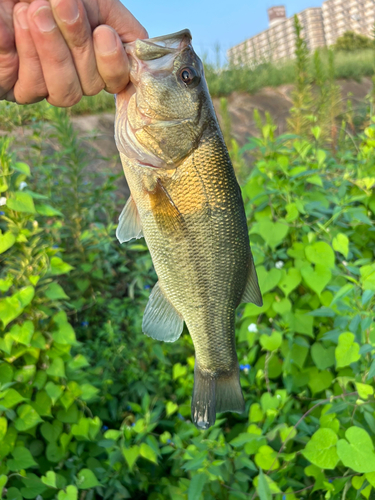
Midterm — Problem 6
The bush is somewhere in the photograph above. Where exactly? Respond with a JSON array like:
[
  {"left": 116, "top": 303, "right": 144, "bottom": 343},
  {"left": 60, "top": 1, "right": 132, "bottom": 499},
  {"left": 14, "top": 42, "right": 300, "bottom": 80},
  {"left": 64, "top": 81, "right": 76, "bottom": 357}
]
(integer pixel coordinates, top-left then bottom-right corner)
[
  {"left": 1, "top": 93, "right": 375, "bottom": 499},
  {"left": 334, "top": 31, "right": 374, "bottom": 52}
]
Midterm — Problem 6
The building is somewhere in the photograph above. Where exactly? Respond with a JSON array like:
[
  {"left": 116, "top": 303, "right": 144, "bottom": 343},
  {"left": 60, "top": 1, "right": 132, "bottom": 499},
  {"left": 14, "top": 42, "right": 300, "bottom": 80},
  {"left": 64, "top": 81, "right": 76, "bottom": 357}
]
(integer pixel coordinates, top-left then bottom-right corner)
[
  {"left": 323, "top": 0, "right": 375, "bottom": 46},
  {"left": 228, "top": 0, "right": 375, "bottom": 66}
]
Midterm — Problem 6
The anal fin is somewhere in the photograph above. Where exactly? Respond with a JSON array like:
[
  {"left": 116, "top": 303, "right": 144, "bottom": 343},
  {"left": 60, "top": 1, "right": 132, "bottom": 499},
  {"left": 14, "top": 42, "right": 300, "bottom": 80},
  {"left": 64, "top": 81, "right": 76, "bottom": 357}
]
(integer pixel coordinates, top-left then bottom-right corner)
[
  {"left": 142, "top": 282, "right": 183, "bottom": 342},
  {"left": 241, "top": 256, "right": 263, "bottom": 307},
  {"left": 116, "top": 195, "right": 143, "bottom": 243}
]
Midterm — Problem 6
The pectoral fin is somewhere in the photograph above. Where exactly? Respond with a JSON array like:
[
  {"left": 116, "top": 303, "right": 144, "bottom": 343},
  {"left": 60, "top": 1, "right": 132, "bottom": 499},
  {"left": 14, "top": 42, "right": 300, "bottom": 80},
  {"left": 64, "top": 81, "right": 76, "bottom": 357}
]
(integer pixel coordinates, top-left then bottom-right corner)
[
  {"left": 116, "top": 196, "right": 143, "bottom": 243},
  {"left": 241, "top": 257, "right": 263, "bottom": 306},
  {"left": 142, "top": 282, "right": 184, "bottom": 342}
]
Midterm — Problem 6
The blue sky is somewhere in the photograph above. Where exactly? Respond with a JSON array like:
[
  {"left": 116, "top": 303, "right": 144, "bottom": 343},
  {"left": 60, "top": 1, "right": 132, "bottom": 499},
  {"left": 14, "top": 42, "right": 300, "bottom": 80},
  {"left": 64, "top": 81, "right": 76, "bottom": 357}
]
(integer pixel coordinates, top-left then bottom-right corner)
[{"left": 122, "top": 0, "right": 323, "bottom": 62}]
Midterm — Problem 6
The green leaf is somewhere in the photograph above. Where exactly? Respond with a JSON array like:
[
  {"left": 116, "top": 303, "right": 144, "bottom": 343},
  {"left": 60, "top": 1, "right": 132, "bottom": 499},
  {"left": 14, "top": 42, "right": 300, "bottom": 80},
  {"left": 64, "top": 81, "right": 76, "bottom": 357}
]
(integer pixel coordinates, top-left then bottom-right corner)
[
  {"left": 333, "top": 233, "right": 349, "bottom": 258},
  {"left": 7, "top": 192, "right": 36, "bottom": 213},
  {"left": 5, "top": 487, "right": 22, "bottom": 500},
  {"left": 256, "top": 470, "right": 272, "bottom": 500},
  {"left": 272, "top": 297, "right": 292, "bottom": 315},
  {"left": 0, "top": 388, "right": 25, "bottom": 408},
  {"left": 52, "top": 312, "right": 77, "bottom": 345},
  {"left": 0, "top": 296, "right": 23, "bottom": 327},
  {"left": 0, "top": 476, "right": 7, "bottom": 498},
  {"left": 15, "top": 286, "right": 35, "bottom": 308},
  {"left": 260, "top": 331, "right": 282, "bottom": 351},
  {"left": 166, "top": 401, "right": 178, "bottom": 416},
  {"left": 20, "top": 474, "right": 48, "bottom": 499},
  {"left": 252, "top": 218, "right": 289, "bottom": 249},
  {"left": 45, "top": 382, "right": 63, "bottom": 404},
  {"left": 278, "top": 268, "right": 301, "bottom": 297},
  {"left": 305, "top": 241, "right": 335, "bottom": 268},
  {"left": 7, "top": 447, "right": 37, "bottom": 471},
  {"left": 140, "top": 442, "right": 158, "bottom": 464},
  {"left": 356, "top": 383, "right": 374, "bottom": 400},
  {"left": 188, "top": 474, "right": 207, "bottom": 500},
  {"left": 31, "top": 391, "right": 52, "bottom": 417},
  {"left": 46, "top": 442, "right": 64, "bottom": 463},
  {"left": 0, "top": 363, "right": 13, "bottom": 384},
  {"left": 249, "top": 403, "right": 264, "bottom": 423},
  {"left": 0, "top": 231, "right": 16, "bottom": 254},
  {"left": 40, "top": 420, "right": 63, "bottom": 442},
  {"left": 0, "top": 417, "right": 7, "bottom": 441},
  {"left": 35, "top": 204, "right": 63, "bottom": 217},
  {"left": 123, "top": 445, "right": 139, "bottom": 471},
  {"left": 44, "top": 283, "right": 69, "bottom": 300},
  {"left": 255, "top": 445, "right": 280, "bottom": 470},
  {"left": 311, "top": 343, "right": 335, "bottom": 370},
  {"left": 9, "top": 321, "right": 34, "bottom": 346},
  {"left": 306, "top": 174, "right": 323, "bottom": 186},
  {"left": 46, "top": 357, "right": 65, "bottom": 378},
  {"left": 301, "top": 264, "right": 331, "bottom": 296},
  {"left": 57, "top": 486, "right": 78, "bottom": 500},
  {"left": 308, "top": 368, "right": 333, "bottom": 394},
  {"left": 335, "top": 332, "right": 361, "bottom": 368},
  {"left": 257, "top": 266, "right": 282, "bottom": 294},
  {"left": 337, "top": 427, "right": 375, "bottom": 473},
  {"left": 80, "top": 384, "right": 99, "bottom": 401},
  {"left": 13, "top": 162, "right": 30, "bottom": 176},
  {"left": 41, "top": 471, "right": 57, "bottom": 488},
  {"left": 50, "top": 257, "right": 74, "bottom": 276},
  {"left": 14, "top": 404, "right": 43, "bottom": 431},
  {"left": 302, "top": 428, "right": 339, "bottom": 469},
  {"left": 77, "top": 468, "right": 100, "bottom": 489},
  {"left": 173, "top": 363, "right": 187, "bottom": 380}
]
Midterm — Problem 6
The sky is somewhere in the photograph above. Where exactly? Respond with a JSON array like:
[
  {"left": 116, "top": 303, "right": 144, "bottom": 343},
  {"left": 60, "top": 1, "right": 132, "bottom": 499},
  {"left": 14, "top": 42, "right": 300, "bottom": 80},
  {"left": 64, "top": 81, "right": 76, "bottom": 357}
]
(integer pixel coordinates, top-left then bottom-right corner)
[{"left": 121, "top": 0, "right": 323, "bottom": 62}]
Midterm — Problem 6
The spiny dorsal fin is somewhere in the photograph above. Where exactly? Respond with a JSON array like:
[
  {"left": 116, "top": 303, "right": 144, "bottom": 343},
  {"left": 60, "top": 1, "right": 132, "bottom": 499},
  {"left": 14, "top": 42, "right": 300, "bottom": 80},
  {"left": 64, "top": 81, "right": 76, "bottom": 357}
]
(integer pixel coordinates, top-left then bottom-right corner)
[
  {"left": 142, "top": 281, "right": 184, "bottom": 342},
  {"left": 241, "top": 256, "right": 263, "bottom": 306},
  {"left": 116, "top": 195, "right": 143, "bottom": 243}
]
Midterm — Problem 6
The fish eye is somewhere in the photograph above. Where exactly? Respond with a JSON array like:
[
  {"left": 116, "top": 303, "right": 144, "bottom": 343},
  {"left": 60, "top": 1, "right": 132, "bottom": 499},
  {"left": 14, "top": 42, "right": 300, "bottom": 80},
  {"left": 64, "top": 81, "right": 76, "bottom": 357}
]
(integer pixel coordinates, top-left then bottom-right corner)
[{"left": 178, "top": 66, "right": 201, "bottom": 88}]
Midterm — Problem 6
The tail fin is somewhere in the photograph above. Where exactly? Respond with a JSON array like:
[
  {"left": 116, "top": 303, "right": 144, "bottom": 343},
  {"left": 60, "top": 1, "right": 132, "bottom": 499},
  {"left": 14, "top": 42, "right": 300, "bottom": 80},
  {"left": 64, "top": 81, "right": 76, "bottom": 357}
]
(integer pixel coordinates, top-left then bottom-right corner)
[{"left": 191, "top": 365, "right": 245, "bottom": 430}]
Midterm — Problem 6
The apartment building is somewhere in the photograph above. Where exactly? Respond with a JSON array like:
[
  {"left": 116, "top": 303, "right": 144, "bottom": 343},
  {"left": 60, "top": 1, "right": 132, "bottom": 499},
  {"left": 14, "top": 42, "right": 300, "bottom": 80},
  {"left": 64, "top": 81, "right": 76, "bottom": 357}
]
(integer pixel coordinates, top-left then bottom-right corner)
[
  {"left": 228, "top": 0, "right": 375, "bottom": 66},
  {"left": 323, "top": 0, "right": 375, "bottom": 45}
]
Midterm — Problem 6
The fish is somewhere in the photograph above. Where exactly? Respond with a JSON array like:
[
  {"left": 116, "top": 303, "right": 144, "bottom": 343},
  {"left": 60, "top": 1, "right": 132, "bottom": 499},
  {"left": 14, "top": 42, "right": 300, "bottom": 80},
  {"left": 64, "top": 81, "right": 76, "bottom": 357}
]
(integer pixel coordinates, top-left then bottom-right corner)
[{"left": 114, "top": 29, "right": 262, "bottom": 430}]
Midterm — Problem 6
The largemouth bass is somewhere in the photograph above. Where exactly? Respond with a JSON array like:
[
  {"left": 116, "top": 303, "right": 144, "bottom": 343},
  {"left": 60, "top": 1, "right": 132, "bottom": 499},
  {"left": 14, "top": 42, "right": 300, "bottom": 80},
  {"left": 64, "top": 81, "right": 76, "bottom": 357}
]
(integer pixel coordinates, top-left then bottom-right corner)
[{"left": 114, "top": 29, "right": 262, "bottom": 429}]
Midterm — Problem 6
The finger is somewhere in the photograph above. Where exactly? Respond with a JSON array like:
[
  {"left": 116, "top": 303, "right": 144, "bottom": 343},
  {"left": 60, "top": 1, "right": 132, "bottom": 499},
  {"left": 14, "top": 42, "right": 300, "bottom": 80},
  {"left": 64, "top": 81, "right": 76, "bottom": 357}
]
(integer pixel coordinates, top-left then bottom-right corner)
[
  {"left": 93, "top": 25, "right": 129, "bottom": 94},
  {"left": 85, "top": 0, "right": 148, "bottom": 42},
  {"left": 13, "top": 3, "right": 47, "bottom": 104},
  {"left": 49, "top": 0, "right": 104, "bottom": 96},
  {"left": 0, "top": 6, "right": 18, "bottom": 99},
  {"left": 27, "top": 0, "right": 83, "bottom": 107}
]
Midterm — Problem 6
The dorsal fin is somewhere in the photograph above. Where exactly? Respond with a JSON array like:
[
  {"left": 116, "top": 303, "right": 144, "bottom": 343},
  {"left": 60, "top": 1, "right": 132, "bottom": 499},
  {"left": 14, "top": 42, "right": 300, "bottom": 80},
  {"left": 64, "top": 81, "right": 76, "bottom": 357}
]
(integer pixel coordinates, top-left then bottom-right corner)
[
  {"left": 116, "top": 196, "right": 143, "bottom": 243},
  {"left": 241, "top": 256, "right": 263, "bottom": 306}
]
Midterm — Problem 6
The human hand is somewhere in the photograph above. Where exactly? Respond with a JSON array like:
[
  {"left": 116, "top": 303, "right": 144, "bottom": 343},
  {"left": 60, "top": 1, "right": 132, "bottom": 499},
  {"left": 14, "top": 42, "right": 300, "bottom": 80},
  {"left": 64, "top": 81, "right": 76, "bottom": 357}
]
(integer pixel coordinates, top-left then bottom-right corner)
[
  {"left": 0, "top": 0, "right": 21, "bottom": 101},
  {"left": 7, "top": 0, "right": 147, "bottom": 106}
]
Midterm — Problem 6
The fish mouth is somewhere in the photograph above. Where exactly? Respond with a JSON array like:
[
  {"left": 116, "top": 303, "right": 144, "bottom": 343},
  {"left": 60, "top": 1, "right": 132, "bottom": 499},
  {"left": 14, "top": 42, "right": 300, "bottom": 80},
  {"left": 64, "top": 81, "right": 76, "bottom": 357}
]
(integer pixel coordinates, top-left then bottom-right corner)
[
  {"left": 124, "top": 29, "right": 192, "bottom": 85},
  {"left": 115, "top": 30, "right": 193, "bottom": 170}
]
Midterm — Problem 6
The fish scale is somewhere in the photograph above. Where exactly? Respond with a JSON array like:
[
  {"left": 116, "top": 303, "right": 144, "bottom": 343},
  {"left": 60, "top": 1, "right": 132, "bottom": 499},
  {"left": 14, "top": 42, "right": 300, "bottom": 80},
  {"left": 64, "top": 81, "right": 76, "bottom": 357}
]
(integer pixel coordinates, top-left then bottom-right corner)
[{"left": 115, "top": 29, "right": 262, "bottom": 429}]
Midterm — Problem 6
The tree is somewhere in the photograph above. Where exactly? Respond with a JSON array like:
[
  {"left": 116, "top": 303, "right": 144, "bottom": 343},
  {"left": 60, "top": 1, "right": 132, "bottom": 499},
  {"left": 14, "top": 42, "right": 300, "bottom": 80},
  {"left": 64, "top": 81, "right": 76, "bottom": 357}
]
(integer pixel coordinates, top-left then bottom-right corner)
[{"left": 334, "top": 31, "right": 374, "bottom": 51}]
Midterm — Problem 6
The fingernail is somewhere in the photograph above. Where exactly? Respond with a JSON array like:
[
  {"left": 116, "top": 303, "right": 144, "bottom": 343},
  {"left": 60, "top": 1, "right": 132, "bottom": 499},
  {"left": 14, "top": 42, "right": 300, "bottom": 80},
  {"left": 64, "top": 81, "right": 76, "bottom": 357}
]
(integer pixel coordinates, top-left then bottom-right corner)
[
  {"left": 95, "top": 27, "right": 118, "bottom": 55},
  {"left": 16, "top": 6, "right": 29, "bottom": 30},
  {"left": 55, "top": 0, "right": 79, "bottom": 24},
  {"left": 33, "top": 6, "right": 56, "bottom": 33}
]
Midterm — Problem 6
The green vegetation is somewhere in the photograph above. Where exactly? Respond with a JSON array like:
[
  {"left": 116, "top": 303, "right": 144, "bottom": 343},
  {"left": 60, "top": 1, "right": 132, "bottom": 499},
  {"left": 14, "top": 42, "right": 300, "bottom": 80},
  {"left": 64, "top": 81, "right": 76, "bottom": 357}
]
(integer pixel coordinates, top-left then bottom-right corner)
[
  {"left": 1, "top": 33, "right": 375, "bottom": 130},
  {"left": 334, "top": 31, "right": 374, "bottom": 52},
  {"left": 0, "top": 19, "right": 375, "bottom": 500}
]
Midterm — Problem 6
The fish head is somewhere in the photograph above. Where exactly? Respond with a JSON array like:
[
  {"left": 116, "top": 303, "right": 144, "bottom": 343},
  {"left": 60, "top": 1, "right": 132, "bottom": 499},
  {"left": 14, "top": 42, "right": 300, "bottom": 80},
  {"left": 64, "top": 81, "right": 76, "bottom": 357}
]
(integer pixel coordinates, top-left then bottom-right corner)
[{"left": 115, "top": 29, "right": 212, "bottom": 171}]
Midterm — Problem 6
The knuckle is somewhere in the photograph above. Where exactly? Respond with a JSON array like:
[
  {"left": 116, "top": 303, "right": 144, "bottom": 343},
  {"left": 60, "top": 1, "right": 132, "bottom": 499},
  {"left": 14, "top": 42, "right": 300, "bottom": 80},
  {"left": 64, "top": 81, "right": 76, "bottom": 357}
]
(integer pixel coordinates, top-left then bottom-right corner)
[{"left": 83, "top": 80, "right": 105, "bottom": 97}]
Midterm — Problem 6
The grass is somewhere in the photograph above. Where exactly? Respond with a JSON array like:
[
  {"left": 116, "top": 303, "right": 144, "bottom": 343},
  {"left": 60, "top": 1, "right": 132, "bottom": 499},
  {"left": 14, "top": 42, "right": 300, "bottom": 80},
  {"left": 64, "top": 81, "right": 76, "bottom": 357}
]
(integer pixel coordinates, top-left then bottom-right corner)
[{"left": 0, "top": 48, "right": 373, "bottom": 130}]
